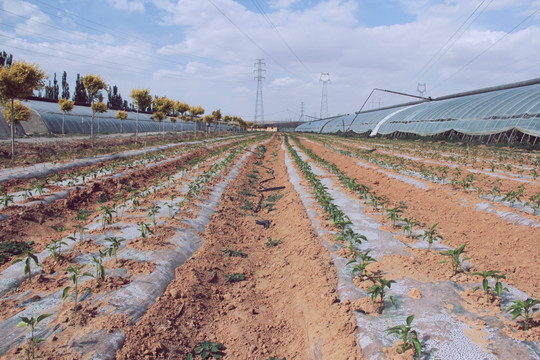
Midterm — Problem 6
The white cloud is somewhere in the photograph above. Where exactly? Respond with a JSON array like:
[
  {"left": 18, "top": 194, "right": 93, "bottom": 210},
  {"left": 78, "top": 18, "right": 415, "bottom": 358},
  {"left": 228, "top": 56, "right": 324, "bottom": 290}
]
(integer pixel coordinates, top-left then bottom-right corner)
[
  {"left": 271, "top": 77, "right": 301, "bottom": 86},
  {"left": 107, "top": 0, "right": 146, "bottom": 12},
  {"left": 2, "top": 0, "right": 540, "bottom": 121},
  {"left": 269, "top": 0, "right": 301, "bottom": 10}
]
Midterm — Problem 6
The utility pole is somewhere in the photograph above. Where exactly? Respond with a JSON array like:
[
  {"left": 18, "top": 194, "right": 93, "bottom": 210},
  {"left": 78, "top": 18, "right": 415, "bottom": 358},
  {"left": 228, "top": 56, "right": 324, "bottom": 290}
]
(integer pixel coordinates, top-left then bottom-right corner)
[
  {"left": 254, "top": 59, "right": 266, "bottom": 123},
  {"left": 320, "top": 73, "right": 330, "bottom": 119},
  {"left": 417, "top": 83, "right": 427, "bottom": 97},
  {"left": 299, "top": 102, "right": 304, "bottom": 122}
]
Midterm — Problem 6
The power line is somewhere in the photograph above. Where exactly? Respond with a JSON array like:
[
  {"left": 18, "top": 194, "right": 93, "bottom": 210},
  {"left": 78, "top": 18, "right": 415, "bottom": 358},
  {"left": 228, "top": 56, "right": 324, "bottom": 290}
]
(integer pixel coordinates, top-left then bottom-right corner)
[
  {"left": 250, "top": 0, "right": 308, "bottom": 70},
  {"left": 29, "top": 0, "right": 213, "bottom": 64},
  {"left": 412, "top": 0, "right": 493, "bottom": 84},
  {"left": 0, "top": 8, "right": 210, "bottom": 69},
  {"left": 437, "top": 5, "right": 540, "bottom": 86},
  {"left": 205, "top": 0, "right": 292, "bottom": 74},
  {"left": 0, "top": 35, "right": 247, "bottom": 85}
]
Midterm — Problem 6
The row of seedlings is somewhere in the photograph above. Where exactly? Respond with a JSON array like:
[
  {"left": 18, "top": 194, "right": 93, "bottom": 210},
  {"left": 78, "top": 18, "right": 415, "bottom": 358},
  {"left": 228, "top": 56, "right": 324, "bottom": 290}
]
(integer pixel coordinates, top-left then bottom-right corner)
[
  {"left": 310, "top": 136, "right": 540, "bottom": 215},
  {"left": 290, "top": 135, "right": 540, "bottom": 352},
  {"left": 1, "top": 136, "right": 263, "bottom": 359},
  {"left": 283, "top": 136, "right": 423, "bottom": 356}
]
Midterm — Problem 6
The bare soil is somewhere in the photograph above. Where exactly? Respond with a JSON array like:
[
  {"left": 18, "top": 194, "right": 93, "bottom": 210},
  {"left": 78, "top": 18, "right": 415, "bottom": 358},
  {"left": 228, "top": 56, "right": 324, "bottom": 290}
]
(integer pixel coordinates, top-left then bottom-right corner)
[
  {"left": 1, "top": 133, "right": 539, "bottom": 359},
  {"left": 297, "top": 136, "right": 540, "bottom": 298}
]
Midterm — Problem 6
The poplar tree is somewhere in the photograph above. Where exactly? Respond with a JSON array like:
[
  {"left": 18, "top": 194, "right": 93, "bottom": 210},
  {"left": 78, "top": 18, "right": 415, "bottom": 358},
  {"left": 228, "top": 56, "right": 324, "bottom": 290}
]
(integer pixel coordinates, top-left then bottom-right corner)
[
  {"left": 61, "top": 71, "right": 70, "bottom": 100},
  {"left": 73, "top": 74, "right": 88, "bottom": 104}
]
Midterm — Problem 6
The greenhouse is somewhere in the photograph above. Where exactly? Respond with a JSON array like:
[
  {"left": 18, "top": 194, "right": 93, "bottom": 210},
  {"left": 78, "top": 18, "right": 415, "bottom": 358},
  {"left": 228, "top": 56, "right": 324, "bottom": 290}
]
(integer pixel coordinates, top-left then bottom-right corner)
[
  {"left": 0, "top": 99, "right": 236, "bottom": 138},
  {"left": 296, "top": 78, "right": 540, "bottom": 144}
]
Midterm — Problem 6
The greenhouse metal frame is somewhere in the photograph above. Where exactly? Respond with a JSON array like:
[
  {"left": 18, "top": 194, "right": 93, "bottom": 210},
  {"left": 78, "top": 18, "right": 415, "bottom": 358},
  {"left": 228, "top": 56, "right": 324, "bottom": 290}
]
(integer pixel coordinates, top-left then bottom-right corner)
[{"left": 296, "top": 78, "right": 540, "bottom": 145}]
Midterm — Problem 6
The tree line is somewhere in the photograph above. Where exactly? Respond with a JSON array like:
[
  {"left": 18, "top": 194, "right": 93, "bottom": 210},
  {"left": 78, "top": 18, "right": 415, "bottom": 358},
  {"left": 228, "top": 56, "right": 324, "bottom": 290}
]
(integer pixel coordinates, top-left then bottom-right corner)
[{"left": 0, "top": 52, "right": 252, "bottom": 158}]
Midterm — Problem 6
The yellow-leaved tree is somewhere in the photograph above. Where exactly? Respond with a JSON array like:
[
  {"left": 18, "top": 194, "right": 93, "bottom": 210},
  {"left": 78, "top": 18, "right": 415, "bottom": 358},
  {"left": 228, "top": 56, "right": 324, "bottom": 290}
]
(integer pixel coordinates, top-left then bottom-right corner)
[
  {"left": 211, "top": 109, "right": 222, "bottom": 133},
  {"left": 0, "top": 60, "right": 46, "bottom": 158},
  {"left": 82, "top": 74, "right": 107, "bottom": 149},
  {"left": 2, "top": 100, "right": 31, "bottom": 133},
  {"left": 115, "top": 110, "right": 128, "bottom": 133},
  {"left": 58, "top": 98, "right": 74, "bottom": 136},
  {"left": 189, "top": 105, "right": 204, "bottom": 135},
  {"left": 152, "top": 96, "right": 174, "bottom": 138},
  {"left": 130, "top": 88, "right": 152, "bottom": 144},
  {"left": 174, "top": 101, "right": 189, "bottom": 133}
]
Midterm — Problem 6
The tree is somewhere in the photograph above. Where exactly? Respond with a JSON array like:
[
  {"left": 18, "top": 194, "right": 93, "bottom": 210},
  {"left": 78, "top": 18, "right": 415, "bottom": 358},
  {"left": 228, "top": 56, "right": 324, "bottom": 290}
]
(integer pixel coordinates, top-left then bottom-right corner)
[
  {"left": 151, "top": 111, "right": 166, "bottom": 137},
  {"left": 0, "top": 51, "right": 13, "bottom": 68},
  {"left": 211, "top": 109, "right": 222, "bottom": 133},
  {"left": 189, "top": 105, "right": 204, "bottom": 135},
  {"left": 0, "top": 60, "right": 46, "bottom": 158},
  {"left": 236, "top": 117, "right": 248, "bottom": 131},
  {"left": 53, "top": 73, "right": 59, "bottom": 100},
  {"left": 72, "top": 73, "right": 88, "bottom": 104},
  {"left": 152, "top": 96, "right": 174, "bottom": 138},
  {"left": 130, "top": 88, "right": 152, "bottom": 143},
  {"left": 58, "top": 98, "right": 74, "bottom": 136},
  {"left": 91, "top": 101, "right": 107, "bottom": 135},
  {"left": 82, "top": 74, "right": 107, "bottom": 149},
  {"left": 116, "top": 110, "right": 128, "bottom": 133},
  {"left": 2, "top": 100, "right": 31, "bottom": 126},
  {"left": 107, "top": 85, "right": 123, "bottom": 109},
  {"left": 44, "top": 73, "right": 58, "bottom": 100},
  {"left": 61, "top": 71, "right": 70, "bottom": 100},
  {"left": 174, "top": 101, "right": 189, "bottom": 133},
  {"left": 202, "top": 114, "right": 213, "bottom": 136}
]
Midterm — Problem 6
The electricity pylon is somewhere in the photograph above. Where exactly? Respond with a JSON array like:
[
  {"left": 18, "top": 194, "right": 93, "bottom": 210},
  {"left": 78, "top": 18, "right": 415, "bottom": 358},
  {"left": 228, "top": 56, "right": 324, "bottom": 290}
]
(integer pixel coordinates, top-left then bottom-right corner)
[
  {"left": 320, "top": 73, "right": 330, "bottom": 119},
  {"left": 254, "top": 59, "right": 265, "bottom": 122}
]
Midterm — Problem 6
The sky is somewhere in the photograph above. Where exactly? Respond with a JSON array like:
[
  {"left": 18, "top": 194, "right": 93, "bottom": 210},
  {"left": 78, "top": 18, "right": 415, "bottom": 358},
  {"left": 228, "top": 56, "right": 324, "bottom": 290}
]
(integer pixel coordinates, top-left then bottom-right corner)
[{"left": 1, "top": 0, "right": 540, "bottom": 123}]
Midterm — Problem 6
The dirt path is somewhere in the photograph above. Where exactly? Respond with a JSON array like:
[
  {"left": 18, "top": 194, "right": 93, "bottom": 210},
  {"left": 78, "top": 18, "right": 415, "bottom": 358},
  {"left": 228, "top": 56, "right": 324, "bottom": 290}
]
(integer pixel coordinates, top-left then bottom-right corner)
[{"left": 113, "top": 135, "right": 361, "bottom": 359}]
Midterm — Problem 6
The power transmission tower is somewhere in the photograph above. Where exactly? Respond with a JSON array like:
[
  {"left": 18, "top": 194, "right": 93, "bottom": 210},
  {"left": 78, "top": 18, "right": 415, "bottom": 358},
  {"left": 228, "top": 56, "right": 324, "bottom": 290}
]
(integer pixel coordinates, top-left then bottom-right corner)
[
  {"left": 299, "top": 102, "right": 304, "bottom": 122},
  {"left": 254, "top": 59, "right": 266, "bottom": 123},
  {"left": 320, "top": 73, "right": 330, "bottom": 119},
  {"left": 417, "top": 83, "right": 427, "bottom": 97}
]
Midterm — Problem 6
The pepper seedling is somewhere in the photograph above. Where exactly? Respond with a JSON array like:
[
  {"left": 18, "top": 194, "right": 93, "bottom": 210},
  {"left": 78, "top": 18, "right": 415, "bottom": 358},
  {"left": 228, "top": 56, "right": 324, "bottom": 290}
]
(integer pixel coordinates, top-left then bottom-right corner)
[
  {"left": 17, "top": 313, "right": 53, "bottom": 360},
  {"left": 507, "top": 298, "right": 540, "bottom": 331},
  {"left": 386, "top": 314, "right": 422, "bottom": 358},
  {"left": 12, "top": 249, "right": 42, "bottom": 282}
]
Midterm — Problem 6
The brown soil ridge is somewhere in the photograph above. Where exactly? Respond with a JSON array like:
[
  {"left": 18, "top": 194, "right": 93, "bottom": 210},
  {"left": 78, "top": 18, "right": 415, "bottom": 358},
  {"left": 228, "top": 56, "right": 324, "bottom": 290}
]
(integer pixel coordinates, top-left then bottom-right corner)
[
  {"left": 115, "top": 136, "right": 363, "bottom": 360},
  {"left": 297, "top": 136, "right": 540, "bottom": 298}
]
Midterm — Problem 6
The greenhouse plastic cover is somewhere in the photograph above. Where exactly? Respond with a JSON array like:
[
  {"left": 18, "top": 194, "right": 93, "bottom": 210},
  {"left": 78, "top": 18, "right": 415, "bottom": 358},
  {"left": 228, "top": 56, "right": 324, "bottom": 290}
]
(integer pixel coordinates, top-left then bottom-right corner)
[
  {"left": 296, "top": 80, "right": 540, "bottom": 137},
  {"left": 9, "top": 100, "right": 235, "bottom": 135}
]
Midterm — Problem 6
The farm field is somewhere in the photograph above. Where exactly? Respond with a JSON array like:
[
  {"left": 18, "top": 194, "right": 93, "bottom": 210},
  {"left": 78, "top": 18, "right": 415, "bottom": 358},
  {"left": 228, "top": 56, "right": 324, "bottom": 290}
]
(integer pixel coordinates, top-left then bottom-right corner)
[{"left": 0, "top": 133, "right": 538, "bottom": 359}]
